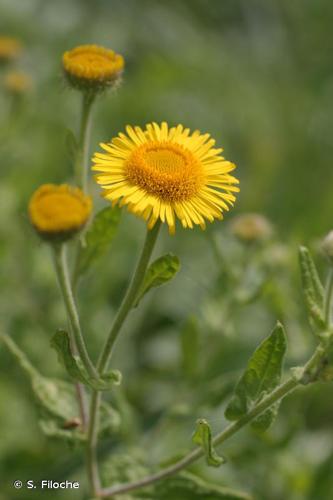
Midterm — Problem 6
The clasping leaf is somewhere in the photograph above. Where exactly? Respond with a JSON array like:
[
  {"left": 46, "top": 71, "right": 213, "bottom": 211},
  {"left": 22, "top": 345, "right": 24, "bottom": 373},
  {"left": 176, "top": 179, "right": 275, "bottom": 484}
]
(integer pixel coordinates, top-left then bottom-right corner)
[
  {"left": 192, "top": 418, "right": 225, "bottom": 467},
  {"left": 134, "top": 253, "right": 180, "bottom": 306},
  {"left": 51, "top": 330, "right": 121, "bottom": 391},
  {"left": 225, "top": 322, "right": 287, "bottom": 432}
]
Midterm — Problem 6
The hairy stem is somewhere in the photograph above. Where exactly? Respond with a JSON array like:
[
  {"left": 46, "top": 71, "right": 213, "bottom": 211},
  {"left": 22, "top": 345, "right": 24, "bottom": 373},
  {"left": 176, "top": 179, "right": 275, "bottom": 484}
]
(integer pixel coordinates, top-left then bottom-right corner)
[
  {"left": 87, "top": 390, "right": 102, "bottom": 496},
  {"left": 53, "top": 243, "right": 97, "bottom": 380},
  {"left": 75, "top": 91, "right": 95, "bottom": 193},
  {"left": 75, "top": 382, "right": 89, "bottom": 430},
  {"left": 87, "top": 222, "right": 161, "bottom": 497}
]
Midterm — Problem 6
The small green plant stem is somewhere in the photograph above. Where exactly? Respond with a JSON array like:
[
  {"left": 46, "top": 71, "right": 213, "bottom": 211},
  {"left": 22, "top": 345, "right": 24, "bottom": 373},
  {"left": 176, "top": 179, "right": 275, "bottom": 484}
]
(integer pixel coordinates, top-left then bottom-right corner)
[
  {"left": 74, "top": 382, "right": 89, "bottom": 430},
  {"left": 87, "top": 222, "right": 161, "bottom": 497},
  {"left": 53, "top": 243, "right": 97, "bottom": 380},
  {"left": 100, "top": 344, "right": 327, "bottom": 498},
  {"left": 324, "top": 268, "right": 333, "bottom": 327},
  {"left": 75, "top": 91, "right": 95, "bottom": 193},
  {"left": 97, "top": 221, "right": 162, "bottom": 373}
]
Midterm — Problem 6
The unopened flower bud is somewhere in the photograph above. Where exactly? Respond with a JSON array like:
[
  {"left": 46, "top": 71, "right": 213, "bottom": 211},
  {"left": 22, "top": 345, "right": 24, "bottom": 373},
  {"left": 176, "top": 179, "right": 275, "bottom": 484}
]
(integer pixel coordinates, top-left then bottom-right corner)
[
  {"left": 322, "top": 230, "right": 333, "bottom": 262},
  {"left": 28, "top": 184, "right": 92, "bottom": 242},
  {"left": 62, "top": 44, "right": 124, "bottom": 93},
  {"left": 0, "top": 36, "right": 21, "bottom": 64},
  {"left": 4, "top": 71, "right": 32, "bottom": 94},
  {"left": 230, "top": 213, "right": 273, "bottom": 242}
]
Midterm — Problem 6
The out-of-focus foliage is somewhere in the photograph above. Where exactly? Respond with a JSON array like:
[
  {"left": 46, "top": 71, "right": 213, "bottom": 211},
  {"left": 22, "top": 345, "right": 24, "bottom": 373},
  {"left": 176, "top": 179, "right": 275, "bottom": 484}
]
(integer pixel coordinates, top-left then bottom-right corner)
[{"left": 0, "top": 0, "right": 333, "bottom": 499}]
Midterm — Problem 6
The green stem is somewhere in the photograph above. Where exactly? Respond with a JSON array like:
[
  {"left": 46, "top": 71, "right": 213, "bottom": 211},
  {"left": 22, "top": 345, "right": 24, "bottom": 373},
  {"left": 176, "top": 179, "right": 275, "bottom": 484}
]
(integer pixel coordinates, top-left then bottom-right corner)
[
  {"left": 87, "top": 222, "right": 161, "bottom": 498},
  {"left": 87, "top": 391, "right": 102, "bottom": 496},
  {"left": 324, "top": 268, "right": 333, "bottom": 328},
  {"left": 75, "top": 91, "right": 95, "bottom": 193},
  {"left": 100, "top": 345, "right": 327, "bottom": 498},
  {"left": 98, "top": 221, "right": 161, "bottom": 373},
  {"left": 53, "top": 243, "right": 97, "bottom": 380}
]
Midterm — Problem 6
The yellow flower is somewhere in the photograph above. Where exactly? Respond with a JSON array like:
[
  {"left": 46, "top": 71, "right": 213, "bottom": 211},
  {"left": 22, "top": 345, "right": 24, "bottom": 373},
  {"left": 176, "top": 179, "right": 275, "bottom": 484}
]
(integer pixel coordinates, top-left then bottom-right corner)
[
  {"left": 0, "top": 36, "right": 21, "bottom": 62},
  {"left": 92, "top": 122, "right": 239, "bottom": 234},
  {"left": 62, "top": 44, "right": 124, "bottom": 92},
  {"left": 29, "top": 184, "right": 92, "bottom": 241},
  {"left": 4, "top": 71, "right": 32, "bottom": 94}
]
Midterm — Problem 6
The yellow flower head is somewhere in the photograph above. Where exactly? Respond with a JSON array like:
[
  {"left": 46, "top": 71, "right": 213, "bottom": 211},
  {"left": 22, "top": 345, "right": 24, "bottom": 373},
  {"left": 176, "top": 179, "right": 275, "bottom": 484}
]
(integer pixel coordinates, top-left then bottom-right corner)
[
  {"left": 92, "top": 122, "right": 239, "bottom": 234},
  {"left": 29, "top": 184, "right": 92, "bottom": 241},
  {"left": 62, "top": 44, "right": 124, "bottom": 92},
  {"left": 4, "top": 71, "right": 32, "bottom": 94},
  {"left": 0, "top": 36, "right": 21, "bottom": 62}
]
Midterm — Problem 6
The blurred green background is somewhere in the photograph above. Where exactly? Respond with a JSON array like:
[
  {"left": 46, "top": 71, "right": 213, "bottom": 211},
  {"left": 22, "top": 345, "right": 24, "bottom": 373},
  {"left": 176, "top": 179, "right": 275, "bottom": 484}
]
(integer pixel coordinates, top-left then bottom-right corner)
[{"left": 1, "top": 0, "right": 333, "bottom": 499}]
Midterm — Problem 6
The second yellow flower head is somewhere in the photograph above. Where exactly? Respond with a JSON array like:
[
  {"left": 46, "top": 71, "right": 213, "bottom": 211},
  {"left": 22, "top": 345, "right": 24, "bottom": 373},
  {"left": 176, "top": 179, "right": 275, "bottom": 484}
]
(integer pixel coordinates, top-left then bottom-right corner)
[
  {"left": 29, "top": 184, "right": 92, "bottom": 242},
  {"left": 62, "top": 44, "right": 124, "bottom": 92}
]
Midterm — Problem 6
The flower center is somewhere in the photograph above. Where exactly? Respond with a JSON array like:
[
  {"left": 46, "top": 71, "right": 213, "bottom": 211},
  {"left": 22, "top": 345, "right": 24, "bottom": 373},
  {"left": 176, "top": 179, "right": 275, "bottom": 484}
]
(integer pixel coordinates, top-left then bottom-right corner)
[
  {"left": 70, "top": 51, "right": 114, "bottom": 70},
  {"left": 63, "top": 46, "right": 124, "bottom": 82},
  {"left": 125, "top": 141, "right": 204, "bottom": 202}
]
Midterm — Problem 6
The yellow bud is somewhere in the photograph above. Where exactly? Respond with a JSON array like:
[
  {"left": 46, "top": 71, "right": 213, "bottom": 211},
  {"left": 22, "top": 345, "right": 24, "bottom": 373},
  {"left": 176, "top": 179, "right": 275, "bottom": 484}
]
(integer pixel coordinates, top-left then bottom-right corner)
[
  {"left": 28, "top": 184, "right": 92, "bottom": 242},
  {"left": 0, "top": 36, "right": 22, "bottom": 63},
  {"left": 62, "top": 44, "right": 124, "bottom": 93},
  {"left": 4, "top": 71, "right": 32, "bottom": 94}
]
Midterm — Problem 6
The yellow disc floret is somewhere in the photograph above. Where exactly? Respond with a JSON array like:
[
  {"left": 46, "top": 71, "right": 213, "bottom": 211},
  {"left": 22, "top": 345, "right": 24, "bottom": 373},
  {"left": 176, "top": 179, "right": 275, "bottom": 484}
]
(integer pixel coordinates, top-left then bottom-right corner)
[
  {"left": 62, "top": 44, "right": 124, "bottom": 92},
  {"left": 92, "top": 122, "right": 239, "bottom": 234},
  {"left": 29, "top": 184, "right": 92, "bottom": 241},
  {"left": 125, "top": 141, "right": 205, "bottom": 202},
  {"left": 0, "top": 36, "right": 21, "bottom": 62}
]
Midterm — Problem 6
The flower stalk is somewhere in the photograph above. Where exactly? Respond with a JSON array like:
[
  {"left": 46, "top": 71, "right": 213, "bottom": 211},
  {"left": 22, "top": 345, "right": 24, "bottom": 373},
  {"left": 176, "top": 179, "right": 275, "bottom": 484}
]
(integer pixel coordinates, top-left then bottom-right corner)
[
  {"left": 75, "top": 91, "right": 95, "bottom": 193},
  {"left": 86, "top": 221, "right": 161, "bottom": 497},
  {"left": 52, "top": 243, "right": 97, "bottom": 380}
]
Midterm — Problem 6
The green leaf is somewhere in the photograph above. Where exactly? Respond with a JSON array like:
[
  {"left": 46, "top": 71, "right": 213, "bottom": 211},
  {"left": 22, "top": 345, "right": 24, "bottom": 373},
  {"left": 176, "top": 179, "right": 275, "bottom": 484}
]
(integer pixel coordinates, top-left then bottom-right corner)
[
  {"left": 135, "top": 253, "right": 180, "bottom": 306},
  {"left": 101, "top": 449, "right": 151, "bottom": 491},
  {"left": 51, "top": 330, "right": 121, "bottom": 391},
  {"left": 101, "top": 452, "right": 250, "bottom": 500},
  {"left": 39, "top": 419, "right": 86, "bottom": 443},
  {"left": 225, "top": 322, "right": 287, "bottom": 430},
  {"left": 75, "top": 206, "right": 121, "bottom": 278},
  {"left": 192, "top": 419, "right": 225, "bottom": 467},
  {"left": 39, "top": 397, "right": 121, "bottom": 443},
  {"left": 153, "top": 471, "right": 253, "bottom": 500},
  {"left": 1, "top": 334, "right": 120, "bottom": 438},
  {"left": 181, "top": 317, "right": 200, "bottom": 379},
  {"left": 299, "top": 246, "right": 325, "bottom": 329},
  {"left": 1, "top": 333, "right": 79, "bottom": 420},
  {"left": 250, "top": 403, "right": 279, "bottom": 432}
]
